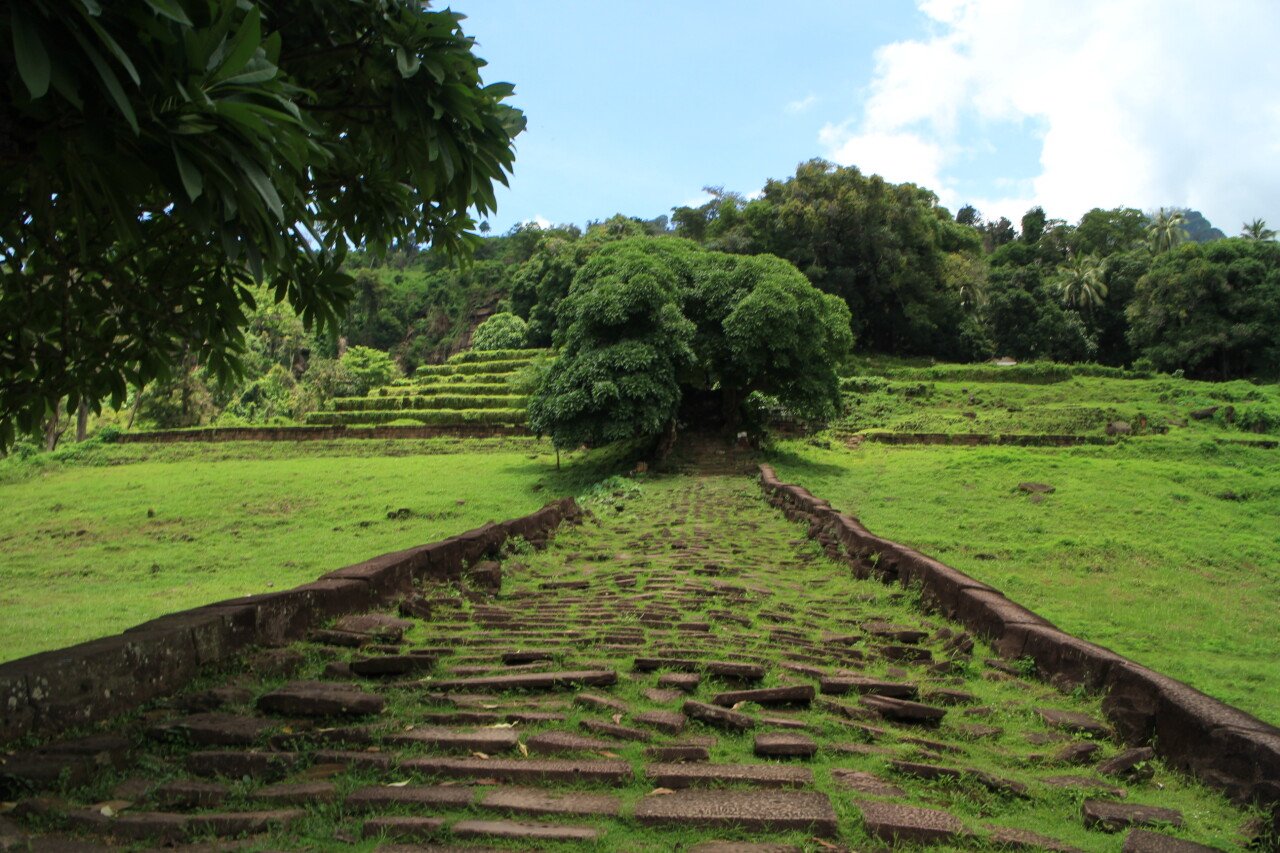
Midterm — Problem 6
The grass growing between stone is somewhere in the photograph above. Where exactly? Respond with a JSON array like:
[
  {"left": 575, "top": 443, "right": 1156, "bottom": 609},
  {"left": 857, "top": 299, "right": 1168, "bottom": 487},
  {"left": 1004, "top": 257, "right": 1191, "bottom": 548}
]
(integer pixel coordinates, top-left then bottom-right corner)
[
  {"left": 0, "top": 437, "right": 626, "bottom": 662},
  {"left": 767, "top": 436, "right": 1280, "bottom": 727},
  {"left": 14, "top": 473, "right": 1258, "bottom": 851}
]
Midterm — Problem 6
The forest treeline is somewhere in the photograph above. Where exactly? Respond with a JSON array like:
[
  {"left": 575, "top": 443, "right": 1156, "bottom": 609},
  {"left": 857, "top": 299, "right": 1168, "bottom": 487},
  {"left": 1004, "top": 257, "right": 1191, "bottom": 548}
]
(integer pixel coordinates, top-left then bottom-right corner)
[{"left": 128, "top": 158, "right": 1279, "bottom": 431}]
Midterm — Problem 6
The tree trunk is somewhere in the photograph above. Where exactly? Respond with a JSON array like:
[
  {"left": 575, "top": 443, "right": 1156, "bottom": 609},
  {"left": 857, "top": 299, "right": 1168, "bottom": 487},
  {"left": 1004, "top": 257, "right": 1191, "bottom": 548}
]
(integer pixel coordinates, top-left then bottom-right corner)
[
  {"left": 76, "top": 398, "right": 89, "bottom": 442},
  {"left": 127, "top": 386, "right": 145, "bottom": 430},
  {"left": 44, "top": 406, "right": 68, "bottom": 451}
]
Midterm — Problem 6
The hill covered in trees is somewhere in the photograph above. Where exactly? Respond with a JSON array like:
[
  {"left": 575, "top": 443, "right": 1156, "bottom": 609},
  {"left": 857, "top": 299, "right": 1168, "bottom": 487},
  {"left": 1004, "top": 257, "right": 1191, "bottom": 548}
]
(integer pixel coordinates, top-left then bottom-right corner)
[{"left": 77, "top": 158, "right": 1279, "bottom": 436}]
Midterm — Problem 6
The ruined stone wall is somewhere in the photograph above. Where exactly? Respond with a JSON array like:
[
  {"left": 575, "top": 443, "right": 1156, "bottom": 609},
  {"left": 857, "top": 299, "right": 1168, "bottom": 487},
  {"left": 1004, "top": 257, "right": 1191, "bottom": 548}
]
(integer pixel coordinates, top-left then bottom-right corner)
[
  {"left": 858, "top": 432, "right": 1112, "bottom": 447},
  {"left": 0, "top": 498, "right": 581, "bottom": 744},
  {"left": 758, "top": 464, "right": 1280, "bottom": 833},
  {"left": 118, "top": 424, "right": 531, "bottom": 443}
]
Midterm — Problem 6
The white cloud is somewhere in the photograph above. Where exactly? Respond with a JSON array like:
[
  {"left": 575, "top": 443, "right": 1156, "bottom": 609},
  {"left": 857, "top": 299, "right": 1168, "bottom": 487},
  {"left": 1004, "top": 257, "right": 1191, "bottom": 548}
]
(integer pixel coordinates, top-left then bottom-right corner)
[
  {"left": 785, "top": 94, "right": 818, "bottom": 114},
  {"left": 822, "top": 0, "right": 1280, "bottom": 230},
  {"left": 530, "top": 214, "right": 552, "bottom": 229}
]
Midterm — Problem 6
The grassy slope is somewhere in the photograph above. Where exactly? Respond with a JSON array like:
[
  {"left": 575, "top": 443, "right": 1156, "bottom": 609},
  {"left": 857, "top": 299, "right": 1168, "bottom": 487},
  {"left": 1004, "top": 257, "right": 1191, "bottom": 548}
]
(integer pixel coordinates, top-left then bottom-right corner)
[
  {"left": 0, "top": 438, "right": 622, "bottom": 662},
  {"left": 835, "top": 372, "right": 1280, "bottom": 437},
  {"left": 768, "top": 435, "right": 1280, "bottom": 726}
]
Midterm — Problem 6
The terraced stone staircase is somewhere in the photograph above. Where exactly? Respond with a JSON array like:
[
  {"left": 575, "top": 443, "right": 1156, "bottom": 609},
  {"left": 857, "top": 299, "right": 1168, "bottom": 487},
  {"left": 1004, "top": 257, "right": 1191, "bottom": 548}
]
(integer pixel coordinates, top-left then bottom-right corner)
[
  {"left": 305, "top": 348, "right": 549, "bottom": 428},
  {"left": 0, "top": 475, "right": 1256, "bottom": 850}
]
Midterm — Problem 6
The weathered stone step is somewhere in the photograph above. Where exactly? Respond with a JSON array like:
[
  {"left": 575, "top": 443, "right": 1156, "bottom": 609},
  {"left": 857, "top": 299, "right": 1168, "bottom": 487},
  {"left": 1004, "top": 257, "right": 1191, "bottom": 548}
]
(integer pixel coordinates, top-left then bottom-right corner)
[
  {"left": 350, "top": 654, "right": 434, "bottom": 677},
  {"left": 711, "top": 685, "right": 813, "bottom": 708},
  {"left": 257, "top": 681, "right": 384, "bottom": 717},
  {"left": 526, "top": 731, "right": 617, "bottom": 755},
  {"left": 427, "top": 670, "right": 617, "bottom": 692},
  {"left": 645, "top": 762, "right": 813, "bottom": 788},
  {"left": 755, "top": 732, "right": 817, "bottom": 758},
  {"left": 634, "top": 658, "right": 765, "bottom": 682},
  {"left": 634, "top": 789, "right": 837, "bottom": 836},
  {"left": 346, "top": 784, "right": 474, "bottom": 810},
  {"left": 254, "top": 781, "right": 338, "bottom": 805},
  {"left": 861, "top": 694, "right": 946, "bottom": 725},
  {"left": 858, "top": 801, "right": 967, "bottom": 845},
  {"left": 186, "top": 750, "right": 299, "bottom": 780},
  {"left": 452, "top": 818, "right": 600, "bottom": 842},
  {"left": 388, "top": 726, "right": 519, "bottom": 752},
  {"left": 402, "top": 757, "right": 632, "bottom": 786},
  {"left": 684, "top": 700, "right": 754, "bottom": 732},
  {"left": 63, "top": 808, "right": 305, "bottom": 843},
  {"left": 361, "top": 815, "right": 445, "bottom": 841},
  {"left": 478, "top": 786, "right": 622, "bottom": 817},
  {"left": 820, "top": 676, "right": 918, "bottom": 698},
  {"left": 147, "top": 713, "right": 273, "bottom": 746},
  {"left": 1082, "top": 800, "right": 1184, "bottom": 832}
]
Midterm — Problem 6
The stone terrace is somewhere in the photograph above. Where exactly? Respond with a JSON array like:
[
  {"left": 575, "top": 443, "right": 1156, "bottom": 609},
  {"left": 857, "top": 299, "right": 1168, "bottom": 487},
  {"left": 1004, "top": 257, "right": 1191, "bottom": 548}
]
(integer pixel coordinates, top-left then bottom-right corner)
[{"left": 0, "top": 475, "right": 1258, "bottom": 850}]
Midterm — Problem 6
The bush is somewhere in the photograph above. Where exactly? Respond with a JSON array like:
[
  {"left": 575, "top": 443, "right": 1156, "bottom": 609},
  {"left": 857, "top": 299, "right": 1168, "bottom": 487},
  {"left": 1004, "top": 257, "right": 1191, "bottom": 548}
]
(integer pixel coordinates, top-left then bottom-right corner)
[
  {"left": 471, "top": 313, "right": 528, "bottom": 351},
  {"left": 340, "top": 346, "right": 401, "bottom": 396}
]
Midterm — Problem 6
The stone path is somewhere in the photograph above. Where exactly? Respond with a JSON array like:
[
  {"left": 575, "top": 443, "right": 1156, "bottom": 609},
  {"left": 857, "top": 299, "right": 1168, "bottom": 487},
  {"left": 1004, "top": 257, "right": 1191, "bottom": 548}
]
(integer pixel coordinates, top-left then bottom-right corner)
[{"left": 0, "top": 474, "right": 1255, "bottom": 850}]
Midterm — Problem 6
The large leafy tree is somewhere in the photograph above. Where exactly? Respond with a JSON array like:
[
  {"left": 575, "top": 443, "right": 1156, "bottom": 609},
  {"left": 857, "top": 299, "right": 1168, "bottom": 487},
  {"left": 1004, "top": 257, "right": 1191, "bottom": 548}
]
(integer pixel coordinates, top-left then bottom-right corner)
[
  {"left": 528, "top": 238, "right": 852, "bottom": 449},
  {"left": 0, "top": 0, "right": 524, "bottom": 448},
  {"left": 1127, "top": 239, "right": 1280, "bottom": 378},
  {"left": 706, "top": 159, "right": 978, "bottom": 357}
]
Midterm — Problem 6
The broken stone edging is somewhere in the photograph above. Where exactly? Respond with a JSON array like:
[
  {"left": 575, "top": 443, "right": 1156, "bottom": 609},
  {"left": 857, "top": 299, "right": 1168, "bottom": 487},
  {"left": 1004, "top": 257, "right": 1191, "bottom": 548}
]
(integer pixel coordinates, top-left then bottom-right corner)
[
  {"left": 757, "top": 463, "right": 1280, "bottom": 832},
  {"left": 858, "top": 431, "right": 1114, "bottom": 447},
  {"left": 117, "top": 424, "right": 531, "bottom": 443},
  {"left": 0, "top": 498, "right": 582, "bottom": 745}
]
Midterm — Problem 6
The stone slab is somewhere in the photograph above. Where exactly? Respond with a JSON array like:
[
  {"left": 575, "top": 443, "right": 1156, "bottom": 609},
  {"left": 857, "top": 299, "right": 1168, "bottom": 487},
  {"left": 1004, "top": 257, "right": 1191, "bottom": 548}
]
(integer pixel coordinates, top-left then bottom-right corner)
[
  {"left": 429, "top": 670, "right": 616, "bottom": 691},
  {"left": 858, "top": 800, "right": 967, "bottom": 845},
  {"left": 1122, "top": 829, "right": 1224, "bottom": 852},
  {"left": 389, "top": 726, "right": 519, "bottom": 752},
  {"left": 361, "top": 816, "right": 446, "bottom": 841},
  {"left": 634, "top": 789, "right": 836, "bottom": 836},
  {"left": 684, "top": 700, "right": 754, "bottom": 732},
  {"left": 256, "top": 682, "right": 384, "bottom": 717},
  {"left": 754, "top": 732, "right": 817, "bottom": 758},
  {"left": 479, "top": 786, "right": 622, "bottom": 817},
  {"left": 1083, "top": 800, "right": 1184, "bottom": 832},
  {"left": 345, "top": 785, "right": 475, "bottom": 809},
  {"left": 645, "top": 762, "right": 812, "bottom": 789},
  {"left": 402, "top": 757, "right": 632, "bottom": 786},
  {"left": 711, "top": 685, "right": 813, "bottom": 708},
  {"left": 452, "top": 819, "right": 600, "bottom": 841},
  {"left": 860, "top": 693, "right": 945, "bottom": 725}
]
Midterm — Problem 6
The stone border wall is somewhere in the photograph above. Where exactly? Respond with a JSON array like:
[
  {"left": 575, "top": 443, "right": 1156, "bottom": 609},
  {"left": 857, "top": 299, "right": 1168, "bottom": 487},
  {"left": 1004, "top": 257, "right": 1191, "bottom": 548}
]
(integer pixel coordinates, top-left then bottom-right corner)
[
  {"left": 118, "top": 425, "right": 531, "bottom": 443},
  {"left": 0, "top": 498, "right": 581, "bottom": 745},
  {"left": 758, "top": 464, "right": 1279, "bottom": 832},
  {"left": 857, "top": 431, "right": 1113, "bottom": 447}
]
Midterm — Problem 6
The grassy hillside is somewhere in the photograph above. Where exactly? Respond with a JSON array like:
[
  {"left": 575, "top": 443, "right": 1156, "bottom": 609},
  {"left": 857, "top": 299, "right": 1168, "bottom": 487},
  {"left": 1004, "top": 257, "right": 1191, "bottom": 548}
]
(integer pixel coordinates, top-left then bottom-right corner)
[
  {"left": 0, "top": 438, "right": 618, "bottom": 661},
  {"left": 834, "top": 364, "right": 1280, "bottom": 438},
  {"left": 772, "top": 364, "right": 1280, "bottom": 725}
]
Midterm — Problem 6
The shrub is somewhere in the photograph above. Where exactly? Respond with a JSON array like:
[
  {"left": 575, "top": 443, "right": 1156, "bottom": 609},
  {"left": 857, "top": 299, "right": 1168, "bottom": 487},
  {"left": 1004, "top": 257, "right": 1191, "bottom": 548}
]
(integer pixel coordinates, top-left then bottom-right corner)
[
  {"left": 471, "top": 313, "right": 528, "bottom": 351},
  {"left": 340, "top": 346, "right": 401, "bottom": 396}
]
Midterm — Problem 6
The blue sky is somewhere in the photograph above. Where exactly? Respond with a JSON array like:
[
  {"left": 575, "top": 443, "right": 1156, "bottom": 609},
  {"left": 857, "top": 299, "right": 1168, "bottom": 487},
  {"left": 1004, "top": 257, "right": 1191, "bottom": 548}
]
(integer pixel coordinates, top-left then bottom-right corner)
[{"left": 461, "top": 1, "right": 1280, "bottom": 235}]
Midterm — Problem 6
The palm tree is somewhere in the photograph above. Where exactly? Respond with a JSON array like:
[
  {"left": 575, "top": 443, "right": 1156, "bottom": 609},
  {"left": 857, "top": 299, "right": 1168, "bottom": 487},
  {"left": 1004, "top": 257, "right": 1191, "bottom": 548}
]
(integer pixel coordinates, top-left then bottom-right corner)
[
  {"left": 1241, "top": 218, "right": 1276, "bottom": 241},
  {"left": 1057, "top": 254, "right": 1108, "bottom": 309},
  {"left": 1147, "top": 208, "right": 1188, "bottom": 253}
]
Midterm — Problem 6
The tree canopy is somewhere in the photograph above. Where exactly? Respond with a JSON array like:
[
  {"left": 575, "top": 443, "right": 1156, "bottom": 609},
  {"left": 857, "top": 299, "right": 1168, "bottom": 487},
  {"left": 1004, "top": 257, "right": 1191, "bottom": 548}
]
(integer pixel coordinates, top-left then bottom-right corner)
[
  {"left": 1127, "top": 239, "right": 1280, "bottom": 378},
  {"left": 527, "top": 238, "right": 851, "bottom": 449},
  {"left": 0, "top": 0, "right": 524, "bottom": 448}
]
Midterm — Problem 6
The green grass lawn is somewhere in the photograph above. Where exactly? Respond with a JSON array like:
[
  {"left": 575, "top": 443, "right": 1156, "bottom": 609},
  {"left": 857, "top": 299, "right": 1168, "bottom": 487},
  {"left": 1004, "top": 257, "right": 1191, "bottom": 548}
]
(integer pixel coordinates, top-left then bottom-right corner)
[
  {"left": 768, "top": 435, "right": 1280, "bottom": 726},
  {"left": 835, "top": 371, "right": 1280, "bottom": 437},
  {"left": 0, "top": 437, "right": 622, "bottom": 662}
]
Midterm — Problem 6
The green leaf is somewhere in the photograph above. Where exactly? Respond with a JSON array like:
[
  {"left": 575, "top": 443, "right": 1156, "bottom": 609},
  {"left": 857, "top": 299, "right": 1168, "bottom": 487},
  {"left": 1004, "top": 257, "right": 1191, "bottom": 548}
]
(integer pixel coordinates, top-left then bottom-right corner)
[
  {"left": 81, "top": 41, "right": 138, "bottom": 132},
  {"left": 395, "top": 46, "right": 421, "bottom": 78},
  {"left": 12, "top": 8, "right": 51, "bottom": 98},
  {"left": 214, "top": 6, "right": 261, "bottom": 81},
  {"left": 172, "top": 144, "right": 203, "bottom": 201},
  {"left": 142, "top": 0, "right": 192, "bottom": 26}
]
